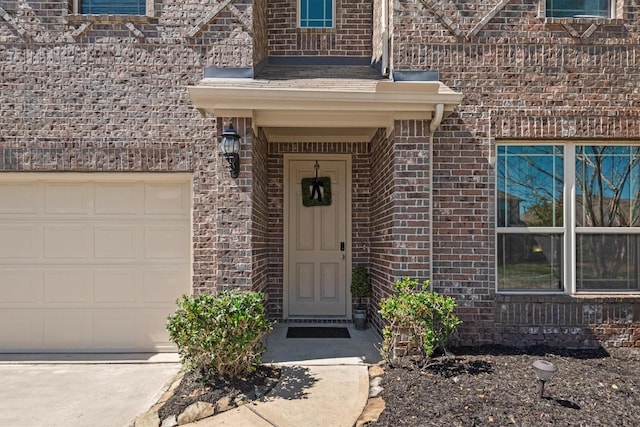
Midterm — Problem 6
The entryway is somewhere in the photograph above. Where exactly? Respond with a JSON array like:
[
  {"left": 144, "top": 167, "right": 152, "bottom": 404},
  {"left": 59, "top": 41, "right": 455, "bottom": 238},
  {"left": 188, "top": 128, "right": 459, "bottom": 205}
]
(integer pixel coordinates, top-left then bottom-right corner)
[
  {"left": 284, "top": 155, "right": 351, "bottom": 318},
  {"left": 263, "top": 323, "right": 381, "bottom": 364}
]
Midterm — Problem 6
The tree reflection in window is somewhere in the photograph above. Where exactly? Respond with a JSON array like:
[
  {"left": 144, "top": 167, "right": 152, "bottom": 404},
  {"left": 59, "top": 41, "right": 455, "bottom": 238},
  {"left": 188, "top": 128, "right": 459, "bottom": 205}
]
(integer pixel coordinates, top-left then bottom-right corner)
[
  {"left": 497, "top": 146, "right": 564, "bottom": 291},
  {"left": 576, "top": 146, "right": 640, "bottom": 290}
]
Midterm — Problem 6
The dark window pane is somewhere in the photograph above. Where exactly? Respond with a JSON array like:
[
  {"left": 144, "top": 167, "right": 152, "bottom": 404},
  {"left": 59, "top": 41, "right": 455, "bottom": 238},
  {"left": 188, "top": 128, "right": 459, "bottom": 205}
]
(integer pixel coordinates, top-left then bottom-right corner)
[
  {"left": 82, "top": 0, "right": 145, "bottom": 15},
  {"left": 546, "top": 0, "right": 611, "bottom": 18},
  {"left": 497, "top": 146, "right": 563, "bottom": 227},
  {"left": 576, "top": 146, "right": 640, "bottom": 228},
  {"left": 497, "top": 234, "right": 563, "bottom": 290},
  {"left": 576, "top": 234, "right": 640, "bottom": 290},
  {"left": 300, "top": 0, "right": 333, "bottom": 27}
]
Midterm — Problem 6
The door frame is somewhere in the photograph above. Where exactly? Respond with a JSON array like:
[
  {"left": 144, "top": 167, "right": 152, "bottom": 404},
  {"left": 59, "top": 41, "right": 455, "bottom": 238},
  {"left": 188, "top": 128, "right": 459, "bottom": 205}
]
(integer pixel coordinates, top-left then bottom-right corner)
[{"left": 283, "top": 153, "right": 353, "bottom": 319}]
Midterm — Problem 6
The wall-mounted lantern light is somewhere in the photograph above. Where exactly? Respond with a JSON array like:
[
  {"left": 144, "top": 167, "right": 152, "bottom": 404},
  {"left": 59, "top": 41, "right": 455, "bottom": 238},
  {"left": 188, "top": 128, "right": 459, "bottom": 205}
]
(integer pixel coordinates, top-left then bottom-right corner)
[{"left": 220, "top": 122, "right": 241, "bottom": 178}]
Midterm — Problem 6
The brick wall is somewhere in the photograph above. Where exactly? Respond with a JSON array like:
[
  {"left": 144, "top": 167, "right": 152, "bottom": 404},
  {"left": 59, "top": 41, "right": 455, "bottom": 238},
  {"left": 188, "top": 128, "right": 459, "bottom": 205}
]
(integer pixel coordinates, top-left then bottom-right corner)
[
  {"left": 369, "top": 121, "right": 433, "bottom": 332},
  {"left": 251, "top": 127, "right": 270, "bottom": 294},
  {"left": 369, "top": 128, "right": 395, "bottom": 331},
  {"left": 267, "top": 0, "right": 373, "bottom": 57},
  {"left": 392, "top": 0, "right": 640, "bottom": 347}
]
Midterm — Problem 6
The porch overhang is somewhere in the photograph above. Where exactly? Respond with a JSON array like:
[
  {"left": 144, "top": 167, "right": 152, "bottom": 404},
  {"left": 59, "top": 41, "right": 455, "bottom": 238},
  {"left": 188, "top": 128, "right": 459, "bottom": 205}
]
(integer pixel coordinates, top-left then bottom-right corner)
[{"left": 187, "top": 79, "right": 463, "bottom": 143}]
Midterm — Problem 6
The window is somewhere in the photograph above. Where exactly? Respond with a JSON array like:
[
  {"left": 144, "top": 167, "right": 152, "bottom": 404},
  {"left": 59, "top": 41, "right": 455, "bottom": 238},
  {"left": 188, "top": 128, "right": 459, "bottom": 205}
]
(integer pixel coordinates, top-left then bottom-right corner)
[
  {"left": 546, "top": 0, "right": 613, "bottom": 18},
  {"left": 299, "top": 0, "right": 334, "bottom": 28},
  {"left": 497, "top": 144, "right": 640, "bottom": 293},
  {"left": 80, "top": 0, "right": 146, "bottom": 15}
]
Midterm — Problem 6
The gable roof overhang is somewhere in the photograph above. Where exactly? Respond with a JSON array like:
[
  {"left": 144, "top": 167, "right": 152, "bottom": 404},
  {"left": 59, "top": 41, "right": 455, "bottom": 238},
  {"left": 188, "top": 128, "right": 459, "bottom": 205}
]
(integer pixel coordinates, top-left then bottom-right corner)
[{"left": 187, "top": 79, "right": 463, "bottom": 143}]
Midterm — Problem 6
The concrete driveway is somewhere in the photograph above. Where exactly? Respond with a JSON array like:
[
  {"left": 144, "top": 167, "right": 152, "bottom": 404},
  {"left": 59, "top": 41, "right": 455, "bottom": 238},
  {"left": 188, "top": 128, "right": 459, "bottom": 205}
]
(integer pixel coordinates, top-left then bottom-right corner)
[{"left": 0, "top": 354, "right": 180, "bottom": 427}]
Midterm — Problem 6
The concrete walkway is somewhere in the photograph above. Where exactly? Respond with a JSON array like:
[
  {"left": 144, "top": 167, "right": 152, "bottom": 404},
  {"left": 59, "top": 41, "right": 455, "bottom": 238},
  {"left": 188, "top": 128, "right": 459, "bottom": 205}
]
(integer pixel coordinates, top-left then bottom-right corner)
[{"left": 185, "top": 323, "right": 382, "bottom": 427}]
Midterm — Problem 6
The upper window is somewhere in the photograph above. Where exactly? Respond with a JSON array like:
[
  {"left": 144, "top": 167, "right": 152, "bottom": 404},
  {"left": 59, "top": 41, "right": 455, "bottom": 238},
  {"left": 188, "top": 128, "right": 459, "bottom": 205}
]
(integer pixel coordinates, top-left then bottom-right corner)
[
  {"left": 546, "top": 0, "right": 613, "bottom": 18},
  {"left": 80, "top": 0, "right": 146, "bottom": 15},
  {"left": 299, "top": 0, "right": 334, "bottom": 28},
  {"left": 497, "top": 144, "right": 640, "bottom": 293}
]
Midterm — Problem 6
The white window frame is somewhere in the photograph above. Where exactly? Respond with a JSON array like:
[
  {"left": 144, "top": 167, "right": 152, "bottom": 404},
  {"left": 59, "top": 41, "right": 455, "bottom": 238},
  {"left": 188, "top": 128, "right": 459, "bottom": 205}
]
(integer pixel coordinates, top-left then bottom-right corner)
[
  {"left": 496, "top": 142, "right": 640, "bottom": 296},
  {"left": 298, "top": 0, "right": 335, "bottom": 29}
]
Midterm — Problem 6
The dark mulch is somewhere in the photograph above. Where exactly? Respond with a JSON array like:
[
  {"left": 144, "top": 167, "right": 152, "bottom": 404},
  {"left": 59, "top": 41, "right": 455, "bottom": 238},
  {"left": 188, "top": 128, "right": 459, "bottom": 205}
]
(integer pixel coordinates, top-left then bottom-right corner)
[
  {"left": 369, "top": 345, "right": 640, "bottom": 427},
  {"left": 157, "top": 365, "right": 281, "bottom": 421},
  {"left": 156, "top": 345, "right": 640, "bottom": 426}
]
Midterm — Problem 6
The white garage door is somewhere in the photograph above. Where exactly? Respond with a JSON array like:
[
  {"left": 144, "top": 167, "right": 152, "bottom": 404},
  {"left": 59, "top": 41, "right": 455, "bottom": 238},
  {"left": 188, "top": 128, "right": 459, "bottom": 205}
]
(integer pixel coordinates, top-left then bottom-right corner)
[{"left": 0, "top": 173, "right": 191, "bottom": 352}]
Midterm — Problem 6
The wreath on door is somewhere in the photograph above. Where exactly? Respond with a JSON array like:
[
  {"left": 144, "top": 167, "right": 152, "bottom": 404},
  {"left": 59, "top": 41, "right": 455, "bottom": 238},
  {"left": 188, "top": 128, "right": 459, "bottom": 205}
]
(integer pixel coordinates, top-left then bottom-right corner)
[{"left": 302, "top": 176, "right": 332, "bottom": 207}]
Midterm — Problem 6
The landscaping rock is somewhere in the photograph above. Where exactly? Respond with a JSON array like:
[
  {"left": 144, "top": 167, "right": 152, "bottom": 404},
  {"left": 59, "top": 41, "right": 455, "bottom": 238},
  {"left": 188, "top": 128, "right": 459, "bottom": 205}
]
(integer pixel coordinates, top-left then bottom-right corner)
[
  {"left": 355, "top": 397, "right": 386, "bottom": 427},
  {"left": 134, "top": 411, "right": 160, "bottom": 427},
  {"left": 176, "top": 401, "right": 215, "bottom": 425},
  {"left": 369, "top": 385, "right": 384, "bottom": 398},
  {"left": 160, "top": 416, "right": 178, "bottom": 427},
  {"left": 368, "top": 365, "right": 384, "bottom": 378},
  {"left": 215, "top": 395, "right": 235, "bottom": 413},
  {"left": 370, "top": 376, "right": 382, "bottom": 388}
]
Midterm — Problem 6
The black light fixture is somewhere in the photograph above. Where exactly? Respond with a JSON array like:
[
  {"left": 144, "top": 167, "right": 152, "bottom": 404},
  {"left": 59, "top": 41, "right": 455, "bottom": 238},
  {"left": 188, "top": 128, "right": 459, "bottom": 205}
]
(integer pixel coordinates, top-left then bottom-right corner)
[{"left": 220, "top": 122, "right": 241, "bottom": 178}]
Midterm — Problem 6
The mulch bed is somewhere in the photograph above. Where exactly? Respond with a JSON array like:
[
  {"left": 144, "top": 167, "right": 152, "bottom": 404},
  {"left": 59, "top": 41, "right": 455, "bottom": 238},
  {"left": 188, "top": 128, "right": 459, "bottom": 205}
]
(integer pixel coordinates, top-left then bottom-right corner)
[
  {"left": 156, "top": 345, "right": 640, "bottom": 426},
  {"left": 369, "top": 345, "right": 640, "bottom": 427},
  {"left": 157, "top": 365, "right": 281, "bottom": 421}
]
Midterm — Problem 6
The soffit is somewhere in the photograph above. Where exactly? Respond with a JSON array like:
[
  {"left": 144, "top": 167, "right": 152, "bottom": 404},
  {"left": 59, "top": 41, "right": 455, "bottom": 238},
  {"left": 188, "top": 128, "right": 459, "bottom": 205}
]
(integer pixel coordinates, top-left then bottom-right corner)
[{"left": 187, "top": 66, "right": 463, "bottom": 142}]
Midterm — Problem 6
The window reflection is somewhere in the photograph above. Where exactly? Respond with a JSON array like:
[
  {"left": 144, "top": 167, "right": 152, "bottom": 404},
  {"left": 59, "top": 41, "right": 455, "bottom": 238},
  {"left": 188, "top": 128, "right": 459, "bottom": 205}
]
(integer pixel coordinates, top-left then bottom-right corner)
[
  {"left": 497, "top": 146, "right": 564, "bottom": 228},
  {"left": 498, "top": 234, "right": 563, "bottom": 290},
  {"left": 576, "top": 146, "right": 640, "bottom": 228},
  {"left": 577, "top": 234, "right": 639, "bottom": 290}
]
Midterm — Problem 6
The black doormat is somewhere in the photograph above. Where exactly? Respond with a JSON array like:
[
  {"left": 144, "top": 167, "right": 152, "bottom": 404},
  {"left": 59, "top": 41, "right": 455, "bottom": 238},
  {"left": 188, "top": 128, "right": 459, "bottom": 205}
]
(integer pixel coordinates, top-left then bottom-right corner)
[{"left": 286, "top": 327, "right": 351, "bottom": 339}]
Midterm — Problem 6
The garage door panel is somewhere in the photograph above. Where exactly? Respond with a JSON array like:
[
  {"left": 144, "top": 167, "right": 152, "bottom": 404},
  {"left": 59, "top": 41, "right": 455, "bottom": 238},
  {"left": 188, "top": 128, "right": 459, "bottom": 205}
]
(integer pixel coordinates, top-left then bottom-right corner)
[
  {"left": 144, "top": 225, "right": 189, "bottom": 260},
  {"left": 93, "top": 269, "right": 138, "bottom": 303},
  {"left": 145, "top": 184, "right": 189, "bottom": 215},
  {"left": 0, "top": 226, "right": 41, "bottom": 259},
  {"left": 94, "top": 225, "right": 138, "bottom": 259},
  {"left": 44, "top": 183, "right": 89, "bottom": 214},
  {"left": 0, "top": 183, "right": 37, "bottom": 214},
  {"left": 43, "top": 270, "right": 93, "bottom": 303},
  {"left": 44, "top": 226, "right": 89, "bottom": 259},
  {"left": 94, "top": 312, "right": 139, "bottom": 349},
  {"left": 139, "top": 310, "right": 175, "bottom": 349},
  {"left": 43, "top": 311, "right": 93, "bottom": 349},
  {"left": 143, "top": 267, "right": 189, "bottom": 303},
  {"left": 95, "top": 183, "right": 138, "bottom": 215},
  {"left": 0, "top": 311, "right": 42, "bottom": 349},
  {"left": 0, "top": 270, "right": 41, "bottom": 303}
]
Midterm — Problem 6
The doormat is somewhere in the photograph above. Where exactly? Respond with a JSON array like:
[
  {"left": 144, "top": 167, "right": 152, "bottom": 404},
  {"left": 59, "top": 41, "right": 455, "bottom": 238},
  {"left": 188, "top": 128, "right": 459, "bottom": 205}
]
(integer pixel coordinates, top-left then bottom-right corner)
[{"left": 286, "top": 327, "right": 351, "bottom": 339}]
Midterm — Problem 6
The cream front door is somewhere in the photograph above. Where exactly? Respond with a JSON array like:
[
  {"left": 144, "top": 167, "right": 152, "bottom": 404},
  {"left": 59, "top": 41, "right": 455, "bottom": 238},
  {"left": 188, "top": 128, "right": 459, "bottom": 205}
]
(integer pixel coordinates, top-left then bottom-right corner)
[{"left": 286, "top": 157, "right": 349, "bottom": 317}]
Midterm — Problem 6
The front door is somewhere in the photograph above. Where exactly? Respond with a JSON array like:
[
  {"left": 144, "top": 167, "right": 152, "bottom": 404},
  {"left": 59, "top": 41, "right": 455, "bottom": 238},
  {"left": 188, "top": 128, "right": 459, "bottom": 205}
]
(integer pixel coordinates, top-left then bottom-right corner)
[{"left": 285, "top": 156, "right": 350, "bottom": 317}]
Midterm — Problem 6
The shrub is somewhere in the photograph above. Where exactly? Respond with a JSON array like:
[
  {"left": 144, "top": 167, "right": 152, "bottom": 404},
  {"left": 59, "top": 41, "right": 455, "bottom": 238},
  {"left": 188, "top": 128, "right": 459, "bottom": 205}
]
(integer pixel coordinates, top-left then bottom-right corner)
[
  {"left": 379, "top": 277, "right": 461, "bottom": 362},
  {"left": 166, "top": 290, "right": 272, "bottom": 378}
]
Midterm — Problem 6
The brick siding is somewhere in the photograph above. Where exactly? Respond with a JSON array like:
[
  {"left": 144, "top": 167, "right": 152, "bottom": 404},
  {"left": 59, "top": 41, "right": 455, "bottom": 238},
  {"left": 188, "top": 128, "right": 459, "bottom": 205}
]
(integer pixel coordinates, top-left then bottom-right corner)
[
  {"left": 392, "top": 0, "right": 640, "bottom": 347},
  {"left": 267, "top": 0, "right": 373, "bottom": 57}
]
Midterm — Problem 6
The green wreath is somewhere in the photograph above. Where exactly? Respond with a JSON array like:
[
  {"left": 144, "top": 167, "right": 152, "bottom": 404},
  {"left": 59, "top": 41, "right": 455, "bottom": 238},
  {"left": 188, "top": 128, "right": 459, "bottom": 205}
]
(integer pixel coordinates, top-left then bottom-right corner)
[{"left": 302, "top": 177, "right": 332, "bottom": 207}]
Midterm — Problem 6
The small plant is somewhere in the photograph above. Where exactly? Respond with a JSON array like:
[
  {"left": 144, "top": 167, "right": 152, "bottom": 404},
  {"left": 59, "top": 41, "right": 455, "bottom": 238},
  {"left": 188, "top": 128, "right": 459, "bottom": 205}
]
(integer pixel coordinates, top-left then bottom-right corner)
[
  {"left": 351, "top": 264, "right": 371, "bottom": 310},
  {"left": 166, "top": 290, "right": 272, "bottom": 378},
  {"left": 379, "top": 277, "right": 461, "bottom": 362}
]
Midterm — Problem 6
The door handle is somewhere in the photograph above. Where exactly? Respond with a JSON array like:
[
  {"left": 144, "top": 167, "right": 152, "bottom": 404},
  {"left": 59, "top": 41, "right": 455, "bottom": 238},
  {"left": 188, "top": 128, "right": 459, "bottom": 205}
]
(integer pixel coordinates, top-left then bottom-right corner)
[{"left": 340, "top": 242, "right": 345, "bottom": 251}]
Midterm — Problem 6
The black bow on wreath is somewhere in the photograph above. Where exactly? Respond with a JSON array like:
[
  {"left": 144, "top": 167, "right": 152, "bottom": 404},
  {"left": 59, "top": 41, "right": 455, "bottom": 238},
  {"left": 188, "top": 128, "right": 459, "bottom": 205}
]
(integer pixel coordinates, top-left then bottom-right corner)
[{"left": 311, "top": 160, "right": 323, "bottom": 202}]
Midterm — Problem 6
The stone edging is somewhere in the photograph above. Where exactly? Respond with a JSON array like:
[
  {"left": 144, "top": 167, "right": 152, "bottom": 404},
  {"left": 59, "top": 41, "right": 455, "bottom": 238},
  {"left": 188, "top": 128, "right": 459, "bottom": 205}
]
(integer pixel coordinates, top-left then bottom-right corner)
[
  {"left": 133, "top": 369, "right": 279, "bottom": 427},
  {"left": 355, "top": 363, "right": 386, "bottom": 427}
]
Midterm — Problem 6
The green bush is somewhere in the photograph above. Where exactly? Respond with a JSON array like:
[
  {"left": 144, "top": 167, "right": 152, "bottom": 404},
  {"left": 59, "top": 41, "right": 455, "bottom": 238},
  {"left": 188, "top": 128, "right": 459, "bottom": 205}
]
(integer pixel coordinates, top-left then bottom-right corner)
[
  {"left": 379, "top": 277, "right": 461, "bottom": 361},
  {"left": 166, "top": 290, "right": 272, "bottom": 377}
]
